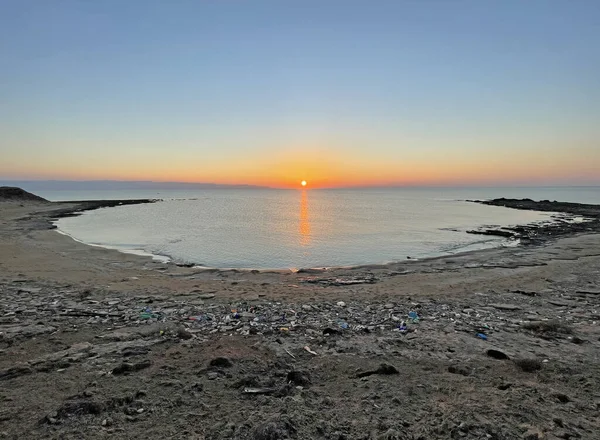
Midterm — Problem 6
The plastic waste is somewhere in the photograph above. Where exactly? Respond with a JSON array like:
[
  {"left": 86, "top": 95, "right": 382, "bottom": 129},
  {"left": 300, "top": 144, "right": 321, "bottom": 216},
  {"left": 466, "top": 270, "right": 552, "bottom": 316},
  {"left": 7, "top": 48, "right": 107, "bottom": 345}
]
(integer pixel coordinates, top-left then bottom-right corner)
[
  {"left": 304, "top": 346, "right": 318, "bottom": 355},
  {"left": 398, "top": 321, "right": 408, "bottom": 332},
  {"left": 476, "top": 333, "right": 488, "bottom": 341},
  {"left": 338, "top": 321, "right": 349, "bottom": 329},
  {"left": 408, "top": 311, "right": 420, "bottom": 323}
]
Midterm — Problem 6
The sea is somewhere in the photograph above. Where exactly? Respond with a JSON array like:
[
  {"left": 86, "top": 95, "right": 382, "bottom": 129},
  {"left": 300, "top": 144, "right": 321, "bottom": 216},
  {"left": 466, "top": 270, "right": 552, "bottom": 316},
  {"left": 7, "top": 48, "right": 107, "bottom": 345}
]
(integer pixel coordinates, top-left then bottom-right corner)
[{"left": 44, "top": 187, "right": 599, "bottom": 270}]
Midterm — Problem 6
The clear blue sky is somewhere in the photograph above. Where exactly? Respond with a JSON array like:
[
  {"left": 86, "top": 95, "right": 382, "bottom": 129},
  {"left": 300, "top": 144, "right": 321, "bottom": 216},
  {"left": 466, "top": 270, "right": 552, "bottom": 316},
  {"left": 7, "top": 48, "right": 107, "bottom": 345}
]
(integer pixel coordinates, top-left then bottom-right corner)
[{"left": 1, "top": 0, "right": 599, "bottom": 187}]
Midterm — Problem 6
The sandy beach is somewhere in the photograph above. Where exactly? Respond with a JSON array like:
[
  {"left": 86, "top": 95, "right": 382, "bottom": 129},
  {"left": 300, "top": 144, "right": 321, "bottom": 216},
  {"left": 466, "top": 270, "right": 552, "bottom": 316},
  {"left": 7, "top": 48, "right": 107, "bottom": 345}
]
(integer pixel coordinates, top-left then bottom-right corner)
[{"left": 1, "top": 196, "right": 599, "bottom": 439}]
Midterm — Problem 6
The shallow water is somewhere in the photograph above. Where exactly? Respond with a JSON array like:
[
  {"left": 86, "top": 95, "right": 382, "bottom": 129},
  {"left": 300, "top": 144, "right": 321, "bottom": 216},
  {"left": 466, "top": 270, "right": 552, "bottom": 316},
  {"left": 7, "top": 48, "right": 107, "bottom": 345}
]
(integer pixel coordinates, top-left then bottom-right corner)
[{"left": 53, "top": 188, "right": 570, "bottom": 269}]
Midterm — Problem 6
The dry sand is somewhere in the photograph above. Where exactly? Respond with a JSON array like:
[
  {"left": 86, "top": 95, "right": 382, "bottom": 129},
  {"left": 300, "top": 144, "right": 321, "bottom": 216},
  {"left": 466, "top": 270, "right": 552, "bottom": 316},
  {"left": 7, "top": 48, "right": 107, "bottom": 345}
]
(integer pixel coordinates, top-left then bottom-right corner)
[{"left": 1, "top": 199, "right": 599, "bottom": 439}]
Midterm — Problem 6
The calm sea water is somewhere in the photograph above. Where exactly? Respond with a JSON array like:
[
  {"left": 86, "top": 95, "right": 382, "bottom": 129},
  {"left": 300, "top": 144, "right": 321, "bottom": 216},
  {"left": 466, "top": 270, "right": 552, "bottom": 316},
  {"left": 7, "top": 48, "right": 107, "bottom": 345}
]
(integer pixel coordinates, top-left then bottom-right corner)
[{"left": 49, "top": 187, "right": 599, "bottom": 269}]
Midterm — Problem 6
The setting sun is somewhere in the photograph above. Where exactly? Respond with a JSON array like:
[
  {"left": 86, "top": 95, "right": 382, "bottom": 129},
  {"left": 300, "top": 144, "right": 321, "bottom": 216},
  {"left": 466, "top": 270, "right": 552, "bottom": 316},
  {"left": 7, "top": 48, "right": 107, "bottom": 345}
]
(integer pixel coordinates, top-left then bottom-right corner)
[{"left": 301, "top": 180, "right": 307, "bottom": 187}]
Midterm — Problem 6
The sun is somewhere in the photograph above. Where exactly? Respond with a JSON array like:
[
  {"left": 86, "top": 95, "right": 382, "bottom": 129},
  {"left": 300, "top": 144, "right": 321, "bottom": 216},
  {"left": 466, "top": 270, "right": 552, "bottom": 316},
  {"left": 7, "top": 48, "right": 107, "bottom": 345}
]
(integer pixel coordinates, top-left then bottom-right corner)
[{"left": 301, "top": 180, "right": 307, "bottom": 187}]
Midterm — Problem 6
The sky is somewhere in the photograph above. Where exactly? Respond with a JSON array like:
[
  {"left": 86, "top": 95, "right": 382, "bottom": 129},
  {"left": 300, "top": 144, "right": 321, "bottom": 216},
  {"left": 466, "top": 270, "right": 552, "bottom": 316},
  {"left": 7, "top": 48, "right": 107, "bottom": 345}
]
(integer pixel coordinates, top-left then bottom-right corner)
[{"left": 1, "top": 0, "right": 599, "bottom": 188}]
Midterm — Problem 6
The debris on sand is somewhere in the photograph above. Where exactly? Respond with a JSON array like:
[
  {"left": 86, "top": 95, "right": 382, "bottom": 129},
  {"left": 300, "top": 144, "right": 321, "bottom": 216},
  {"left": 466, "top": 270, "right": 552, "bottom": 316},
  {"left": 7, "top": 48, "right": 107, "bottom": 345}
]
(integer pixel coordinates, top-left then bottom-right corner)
[{"left": 300, "top": 275, "right": 378, "bottom": 286}]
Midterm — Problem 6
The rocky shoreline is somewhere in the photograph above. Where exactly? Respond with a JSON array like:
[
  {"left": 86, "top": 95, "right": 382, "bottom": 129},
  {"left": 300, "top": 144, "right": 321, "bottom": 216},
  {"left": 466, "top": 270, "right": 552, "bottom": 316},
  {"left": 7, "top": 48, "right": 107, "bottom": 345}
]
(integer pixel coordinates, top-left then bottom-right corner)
[{"left": 468, "top": 198, "right": 600, "bottom": 245}]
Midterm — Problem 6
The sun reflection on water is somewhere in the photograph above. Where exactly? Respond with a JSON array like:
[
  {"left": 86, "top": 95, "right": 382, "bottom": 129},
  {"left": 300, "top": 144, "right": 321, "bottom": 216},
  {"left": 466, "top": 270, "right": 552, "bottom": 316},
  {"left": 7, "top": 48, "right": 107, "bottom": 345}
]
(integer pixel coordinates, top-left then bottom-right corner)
[{"left": 299, "top": 190, "right": 311, "bottom": 246}]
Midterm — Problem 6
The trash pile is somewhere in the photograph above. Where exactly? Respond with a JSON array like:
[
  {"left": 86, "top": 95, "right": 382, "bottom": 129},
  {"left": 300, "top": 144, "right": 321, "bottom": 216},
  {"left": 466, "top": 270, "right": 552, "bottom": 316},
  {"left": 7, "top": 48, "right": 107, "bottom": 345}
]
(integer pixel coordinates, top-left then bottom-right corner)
[{"left": 1, "top": 280, "right": 591, "bottom": 345}]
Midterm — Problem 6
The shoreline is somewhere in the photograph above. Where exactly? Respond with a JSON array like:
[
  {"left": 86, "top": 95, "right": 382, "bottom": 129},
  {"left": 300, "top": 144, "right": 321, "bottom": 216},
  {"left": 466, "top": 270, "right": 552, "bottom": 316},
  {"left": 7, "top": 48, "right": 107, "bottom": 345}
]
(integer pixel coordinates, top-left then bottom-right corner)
[
  {"left": 1, "top": 195, "right": 600, "bottom": 439},
  {"left": 50, "top": 197, "right": 600, "bottom": 272}
]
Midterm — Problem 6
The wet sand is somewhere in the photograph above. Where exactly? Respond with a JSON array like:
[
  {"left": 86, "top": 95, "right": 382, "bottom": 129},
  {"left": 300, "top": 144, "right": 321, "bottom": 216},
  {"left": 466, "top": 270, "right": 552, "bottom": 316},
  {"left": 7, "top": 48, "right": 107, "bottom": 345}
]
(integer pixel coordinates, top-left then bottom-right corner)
[{"left": 1, "top": 199, "right": 599, "bottom": 439}]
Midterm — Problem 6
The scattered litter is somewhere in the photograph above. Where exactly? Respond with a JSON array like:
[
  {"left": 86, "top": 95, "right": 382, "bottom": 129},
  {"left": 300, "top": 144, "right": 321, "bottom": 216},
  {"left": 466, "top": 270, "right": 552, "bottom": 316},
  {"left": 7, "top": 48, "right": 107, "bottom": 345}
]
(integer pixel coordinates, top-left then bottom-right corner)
[
  {"left": 408, "top": 311, "right": 419, "bottom": 323},
  {"left": 301, "top": 275, "right": 378, "bottom": 287},
  {"left": 284, "top": 348, "right": 296, "bottom": 359},
  {"left": 338, "top": 321, "right": 349, "bottom": 329},
  {"left": 336, "top": 301, "right": 346, "bottom": 307},
  {"left": 476, "top": 333, "right": 488, "bottom": 341},
  {"left": 242, "top": 387, "right": 277, "bottom": 395},
  {"left": 303, "top": 346, "right": 317, "bottom": 355}
]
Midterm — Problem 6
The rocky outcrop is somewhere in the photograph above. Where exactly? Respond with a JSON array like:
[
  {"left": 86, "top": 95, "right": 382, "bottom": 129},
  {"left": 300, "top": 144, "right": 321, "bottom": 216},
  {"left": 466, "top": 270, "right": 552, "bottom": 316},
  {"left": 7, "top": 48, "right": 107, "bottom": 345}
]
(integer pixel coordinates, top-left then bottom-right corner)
[{"left": 0, "top": 187, "right": 47, "bottom": 202}]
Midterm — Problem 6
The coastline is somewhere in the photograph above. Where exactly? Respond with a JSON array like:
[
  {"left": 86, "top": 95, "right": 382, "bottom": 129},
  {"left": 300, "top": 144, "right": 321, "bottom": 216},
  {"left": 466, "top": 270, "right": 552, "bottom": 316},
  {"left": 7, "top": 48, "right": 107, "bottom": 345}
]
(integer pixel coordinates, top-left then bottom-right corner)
[
  {"left": 50, "top": 196, "right": 600, "bottom": 272},
  {"left": 1, "top": 197, "right": 600, "bottom": 439}
]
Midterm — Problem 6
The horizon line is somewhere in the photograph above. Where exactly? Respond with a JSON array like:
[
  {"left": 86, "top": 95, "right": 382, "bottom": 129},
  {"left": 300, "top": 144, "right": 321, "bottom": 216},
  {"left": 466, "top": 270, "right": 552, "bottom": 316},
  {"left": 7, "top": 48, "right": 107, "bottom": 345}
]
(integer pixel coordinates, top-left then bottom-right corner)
[{"left": 1, "top": 179, "right": 599, "bottom": 190}]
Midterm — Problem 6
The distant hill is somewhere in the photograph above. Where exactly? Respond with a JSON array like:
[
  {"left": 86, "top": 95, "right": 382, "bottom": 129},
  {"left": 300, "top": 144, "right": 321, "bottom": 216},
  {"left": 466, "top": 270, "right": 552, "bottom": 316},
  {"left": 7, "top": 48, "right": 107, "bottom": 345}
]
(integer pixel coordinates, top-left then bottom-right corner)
[
  {"left": 0, "top": 180, "right": 269, "bottom": 191},
  {"left": 0, "top": 186, "right": 48, "bottom": 202}
]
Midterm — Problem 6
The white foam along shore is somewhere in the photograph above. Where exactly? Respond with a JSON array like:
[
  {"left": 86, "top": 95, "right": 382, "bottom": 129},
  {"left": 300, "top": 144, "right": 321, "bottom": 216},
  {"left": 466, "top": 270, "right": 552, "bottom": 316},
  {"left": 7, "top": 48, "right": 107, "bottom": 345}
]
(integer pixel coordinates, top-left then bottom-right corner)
[{"left": 53, "top": 227, "right": 171, "bottom": 264}]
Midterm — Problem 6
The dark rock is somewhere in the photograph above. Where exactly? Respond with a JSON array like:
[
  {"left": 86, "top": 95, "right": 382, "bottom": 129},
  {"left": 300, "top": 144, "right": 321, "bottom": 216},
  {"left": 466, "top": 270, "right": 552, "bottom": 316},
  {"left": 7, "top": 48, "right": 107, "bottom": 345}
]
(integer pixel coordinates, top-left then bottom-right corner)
[
  {"left": 177, "top": 327, "right": 193, "bottom": 340},
  {"left": 57, "top": 400, "right": 104, "bottom": 418},
  {"left": 448, "top": 365, "right": 471, "bottom": 376},
  {"left": 112, "top": 360, "right": 152, "bottom": 375},
  {"left": 467, "top": 229, "right": 514, "bottom": 238},
  {"left": 490, "top": 304, "right": 521, "bottom": 311},
  {"left": 486, "top": 349, "right": 510, "bottom": 360},
  {"left": 498, "top": 383, "right": 512, "bottom": 390},
  {"left": 357, "top": 363, "right": 399, "bottom": 378},
  {"left": 209, "top": 357, "right": 233, "bottom": 368},
  {"left": 552, "top": 393, "right": 571, "bottom": 403},
  {"left": 514, "top": 358, "right": 542, "bottom": 372},
  {"left": 287, "top": 370, "right": 311, "bottom": 387},
  {"left": 522, "top": 320, "right": 572, "bottom": 334},
  {"left": 0, "top": 365, "right": 33, "bottom": 381},
  {"left": 0, "top": 187, "right": 47, "bottom": 202},
  {"left": 323, "top": 328, "right": 340, "bottom": 336}
]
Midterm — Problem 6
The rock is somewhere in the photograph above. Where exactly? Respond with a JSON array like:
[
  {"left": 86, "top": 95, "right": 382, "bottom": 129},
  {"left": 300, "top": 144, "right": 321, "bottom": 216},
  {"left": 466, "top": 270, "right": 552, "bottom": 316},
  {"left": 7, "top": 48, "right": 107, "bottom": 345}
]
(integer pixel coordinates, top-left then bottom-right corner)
[
  {"left": 209, "top": 357, "right": 233, "bottom": 368},
  {"left": 287, "top": 370, "right": 311, "bottom": 387},
  {"left": 198, "top": 293, "right": 216, "bottom": 299},
  {"left": 486, "top": 349, "right": 510, "bottom": 360},
  {"left": 112, "top": 360, "right": 152, "bottom": 375},
  {"left": 448, "top": 365, "right": 471, "bottom": 376},
  {"left": 0, "top": 187, "right": 47, "bottom": 202},
  {"left": 323, "top": 328, "right": 340, "bottom": 336},
  {"left": 384, "top": 303, "right": 394, "bottom": 309},
  {"left": 490, "top": 303, "right": 521, "bottom": 311},
  {"left": 0, "top": 365, "right": 33, "bottom": 381},
  {"left": 336, "top": 301, "right": 346, "bottom": 307},
  {"left": 498, "top": 382, "right": 512, "bottom": 390},
  {"left": 302, "top": 305, "right": 312, "bottom": 311},
  {"left": 57, "top": 400, "right": 104, "bottom": 418},
  {"left": 207, "top": 372, "right": 219, "bottom": 380},
  {"left": 357, "top": 363, "right": 399, "bottom": 378},
  {"left": 552, "top": 393, "right": 571, "bottom": 403},
  {"left": 514, "top": 358, "right": 542, "bottom": 372},
  {"left": 177, "top": 326, "right": 192, "bottom": 340}
]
